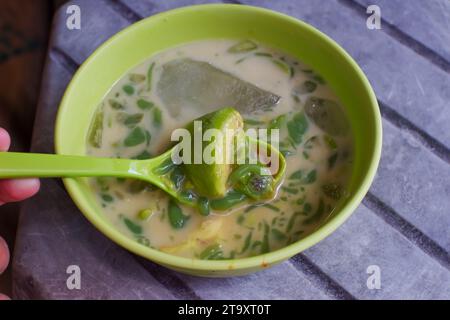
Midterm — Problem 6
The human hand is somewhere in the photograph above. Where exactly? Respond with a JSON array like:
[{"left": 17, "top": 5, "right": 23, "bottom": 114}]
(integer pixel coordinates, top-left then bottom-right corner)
[{"left": 0, "top": 127, "right": 40, "bottom": 300}]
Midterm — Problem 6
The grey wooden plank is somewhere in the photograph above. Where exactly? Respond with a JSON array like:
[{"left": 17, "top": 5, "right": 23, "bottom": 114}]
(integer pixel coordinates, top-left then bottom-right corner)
[
  {"left": 14, "top": 181, "right": 175, "bottom": 300},
  {"left": 134, "top": 248, "right": 337, "bottom": 300},
  {"left": 232, "top": 0, "right": 450, "bottom": 150},
  {"left": 303, "top": 205, "right": 450, "bottom": 299},
  {"left": 51, "top": 0, "right": 133, "bottom": 65},
  {"left": 181, "top": 200, "right": 450, "bottom": 299},
  {"left": 123, "top": 0, "right": 223, "bottom": 16},
  {"left": 297, "top": 119, "right": 450, "bottom": 298},
  {"left": 176, "top": 262, "right": 331, "bottom": 300},
  {"left": 354, "top": 0, "right": 450, "bottom": 62},
  {"left": 52, "top": 0, "right": 223, "bottom": 65},
  {"left": 370, "top": 119, "right": 450, "bottom": 251},
  {"left": 29, "top": 52, "right": 74, "bottom": 154}
]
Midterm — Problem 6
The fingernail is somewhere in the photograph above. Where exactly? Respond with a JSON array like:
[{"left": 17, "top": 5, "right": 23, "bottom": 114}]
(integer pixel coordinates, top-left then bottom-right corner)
[
  {"left": 0, "top": 237, "right": 10, "bottom": 275},
  {"left": 10, "top": 178, "right": 40, "bottom": 196},
  {"left": 0, "top": 293, "right": 11, "bottom": 300},
  {"left": 0, "top": 128, "right": 11, "bottom": 152}
]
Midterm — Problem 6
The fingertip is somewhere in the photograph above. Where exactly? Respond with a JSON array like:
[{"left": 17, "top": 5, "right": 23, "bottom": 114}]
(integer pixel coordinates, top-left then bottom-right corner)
[
  {"left": 0, "top": 293, "right": 11, "bottom": 300},
  {"left": 0, "top": 128, "right": 11, "bottom": 152},
  {"left": 0, "top": 236, "right": 9, "bottom": 275},
  {"left": 0, "top": 178, "right": 40, "bottom": 203}
]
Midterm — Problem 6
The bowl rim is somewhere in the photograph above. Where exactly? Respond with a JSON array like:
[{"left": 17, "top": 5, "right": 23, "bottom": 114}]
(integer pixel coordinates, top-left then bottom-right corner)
[{"left": 55, "top": 3, "right": 382, "bottom": 272}]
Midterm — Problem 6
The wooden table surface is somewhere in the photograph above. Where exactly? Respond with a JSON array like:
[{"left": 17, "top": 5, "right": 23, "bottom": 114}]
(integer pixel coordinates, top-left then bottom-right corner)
[{"left": 12, "top": 0, "right": 450, "bottom": 299}]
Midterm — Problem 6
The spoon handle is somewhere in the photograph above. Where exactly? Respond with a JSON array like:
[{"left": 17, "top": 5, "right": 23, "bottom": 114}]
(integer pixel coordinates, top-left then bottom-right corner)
[{"left": 0, "top": 152, "right": 138, "bottom": 179}]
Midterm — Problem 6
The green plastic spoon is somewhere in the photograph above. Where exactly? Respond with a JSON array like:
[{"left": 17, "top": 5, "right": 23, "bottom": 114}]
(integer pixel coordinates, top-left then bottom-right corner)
[{"left": 0, "top": 137, "right": 285, "bottom": 207}]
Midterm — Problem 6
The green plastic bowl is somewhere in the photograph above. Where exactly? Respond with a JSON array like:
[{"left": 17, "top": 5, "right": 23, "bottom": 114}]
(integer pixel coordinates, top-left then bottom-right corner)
[{"left": 55, "top": 4, "right": 382, "bottom": 276}]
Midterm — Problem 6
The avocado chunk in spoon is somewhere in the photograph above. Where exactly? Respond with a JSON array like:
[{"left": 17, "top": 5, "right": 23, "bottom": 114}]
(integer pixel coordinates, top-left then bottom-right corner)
[
  {"left": 183, "top": 107, "right": 244, "bottom": 198},
  {"left": 181, "top": 107, "right": 285, "bottom": 211}
]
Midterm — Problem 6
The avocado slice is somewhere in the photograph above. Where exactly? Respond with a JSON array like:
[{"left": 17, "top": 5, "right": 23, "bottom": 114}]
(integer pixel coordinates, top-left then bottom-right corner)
[{"left": 184, "top": 107, "right": 243, "bottom": 198}]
